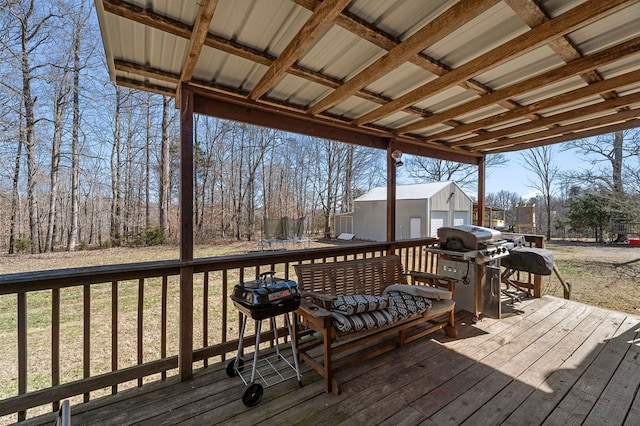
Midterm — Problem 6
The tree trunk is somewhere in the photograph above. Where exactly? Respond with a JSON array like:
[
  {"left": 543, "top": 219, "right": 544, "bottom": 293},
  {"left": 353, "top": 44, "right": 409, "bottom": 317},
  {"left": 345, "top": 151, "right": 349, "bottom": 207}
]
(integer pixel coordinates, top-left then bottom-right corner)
[
  {"left": 68, "top": 4, "right": 83, "bottom": 251},
  {"left": 145, "top": 92, "right": 152, "bottom": 229},
  {"left": 110, "top": 86, "right": 123, "bottom": 246},
  {"left": 20, "top": 5, "right": 40, "bottom": 253},
  {"left": 9, "top": 125, "right": 23, "bottom": 255},
  {"left": 159, "top": 96, "right": 171, "bottom": 240},
  {"left": 46, "top": 78, "right": 67, "bottom": 252},
  {"left": 612, "top": 131, "right": 626, "bottom": 242}
]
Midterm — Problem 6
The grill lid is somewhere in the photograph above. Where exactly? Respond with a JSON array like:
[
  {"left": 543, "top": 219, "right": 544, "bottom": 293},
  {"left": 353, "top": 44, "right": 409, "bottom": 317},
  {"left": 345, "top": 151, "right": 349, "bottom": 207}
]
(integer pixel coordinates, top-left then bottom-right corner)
[{"left": 437, "top": 225, "right": 502, "bottom": 250}]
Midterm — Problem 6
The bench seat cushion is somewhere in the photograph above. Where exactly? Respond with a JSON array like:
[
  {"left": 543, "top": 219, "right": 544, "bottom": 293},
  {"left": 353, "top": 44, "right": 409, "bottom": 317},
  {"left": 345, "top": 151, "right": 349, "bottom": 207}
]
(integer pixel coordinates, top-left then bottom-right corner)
[
  {"left": 331, "top": 309, "right": 395, "bottom": 335},
  {"left": 428, "top": 299, "right": 456, "bottom": 317},
  {"left": 331, "top": 294, "right": 393, "bottom": 315},
  {"left": 385, "top": 290, "right": 432, "bottom": 321}
]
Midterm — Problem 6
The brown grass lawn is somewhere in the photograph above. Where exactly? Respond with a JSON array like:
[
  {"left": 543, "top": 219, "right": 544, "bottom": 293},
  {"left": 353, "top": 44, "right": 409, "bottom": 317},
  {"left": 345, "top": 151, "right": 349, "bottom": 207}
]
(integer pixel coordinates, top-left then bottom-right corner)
[
  {"left": 0, "top": 239, "right": 638, "bottom": 424},
  {"left": 542, "top": 240, "right": 640, "bottom": 315}
]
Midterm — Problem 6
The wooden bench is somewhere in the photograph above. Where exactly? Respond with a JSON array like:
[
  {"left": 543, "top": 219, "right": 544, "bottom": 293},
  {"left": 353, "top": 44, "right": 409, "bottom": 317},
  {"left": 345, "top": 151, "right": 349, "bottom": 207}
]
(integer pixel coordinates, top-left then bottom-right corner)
[{"left": 293, "top": 254, "right": 457, "bottom": 394}]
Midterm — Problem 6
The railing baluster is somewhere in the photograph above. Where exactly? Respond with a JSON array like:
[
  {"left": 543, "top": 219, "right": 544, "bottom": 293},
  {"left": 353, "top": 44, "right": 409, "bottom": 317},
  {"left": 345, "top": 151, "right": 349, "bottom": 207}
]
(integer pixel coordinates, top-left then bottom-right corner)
[
  {"left": 203, "top": 271, "right": 209, "bottom": 368},
  {"left": 17, "top": 291, "right": 26, "bottom": 422},
  {"left": 112, "top": 280, "right": 118, "bottom": 394},
  {"left": 161, "top": 275, "right": 168, "bottom": 380},
  {"left": 137, "top": 278, "right": 144, "bottom": 387},
  {"left": 83, "top": 284, "right": 90, "bottom": 403},
  {"left": 221, "top": 270, "right": 228, "bottom": 362},
  {"left": 52, "top": 288, "right": 60, "bottom": 411}
]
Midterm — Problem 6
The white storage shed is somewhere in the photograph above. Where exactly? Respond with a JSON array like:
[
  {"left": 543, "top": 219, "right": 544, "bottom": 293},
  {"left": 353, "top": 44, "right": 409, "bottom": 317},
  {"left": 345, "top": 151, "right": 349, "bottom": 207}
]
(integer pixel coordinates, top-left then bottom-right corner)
[{"left": 334, "top": 181, "right": 474, "bottom": 241}]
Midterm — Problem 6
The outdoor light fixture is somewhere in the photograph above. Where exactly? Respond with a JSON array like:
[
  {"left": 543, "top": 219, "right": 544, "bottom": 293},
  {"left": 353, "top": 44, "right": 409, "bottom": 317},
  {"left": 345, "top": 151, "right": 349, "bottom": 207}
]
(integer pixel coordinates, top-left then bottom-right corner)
[{"left": 391, "top": 149, "right": 403, "bottom": 167}]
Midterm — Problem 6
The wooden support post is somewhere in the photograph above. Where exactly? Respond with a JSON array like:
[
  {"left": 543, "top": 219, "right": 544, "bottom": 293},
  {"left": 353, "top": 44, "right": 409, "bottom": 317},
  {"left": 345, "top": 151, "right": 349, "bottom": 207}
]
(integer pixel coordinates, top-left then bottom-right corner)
[
  {"left": 477, "top": 156, "right": 486, "bottom": 227},
  {"left": 386, "top": 140, "right": 397, "bottom": 242},
  {"left": 179, "top": 84, "right": 194, "bottom": 381}
]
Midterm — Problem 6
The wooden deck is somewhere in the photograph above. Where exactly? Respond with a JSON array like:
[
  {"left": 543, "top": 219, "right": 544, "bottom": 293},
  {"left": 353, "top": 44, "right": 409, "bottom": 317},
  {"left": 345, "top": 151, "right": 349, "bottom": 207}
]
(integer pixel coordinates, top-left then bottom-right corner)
[{"left": 23, "top": 296, "right": 640, "bottom": 426}]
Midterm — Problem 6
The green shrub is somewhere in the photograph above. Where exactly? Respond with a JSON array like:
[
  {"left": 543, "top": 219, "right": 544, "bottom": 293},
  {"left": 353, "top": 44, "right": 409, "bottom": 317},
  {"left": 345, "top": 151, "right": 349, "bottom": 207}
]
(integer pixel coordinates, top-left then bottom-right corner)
[
  {"left": 14, "top": 238, "right": 32, "bottom": 253},
  {"left": 144, "top": 227, "right": 164, "bottom": 246}
]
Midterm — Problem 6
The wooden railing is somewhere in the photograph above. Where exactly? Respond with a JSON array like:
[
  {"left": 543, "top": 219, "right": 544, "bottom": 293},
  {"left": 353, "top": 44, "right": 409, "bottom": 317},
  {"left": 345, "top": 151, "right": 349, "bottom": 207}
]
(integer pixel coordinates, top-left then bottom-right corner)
[{"left": 0, "top": 239, "right": 439, "bottom": 422}]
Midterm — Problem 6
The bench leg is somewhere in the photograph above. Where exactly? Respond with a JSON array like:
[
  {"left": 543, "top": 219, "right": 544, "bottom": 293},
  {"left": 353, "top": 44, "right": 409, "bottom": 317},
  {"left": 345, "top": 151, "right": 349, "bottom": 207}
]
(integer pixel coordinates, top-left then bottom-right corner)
[
  {"left": 322, "top": 327, "right": 336, "bottom": 394},
  {"left": 445, "top": 310, "right": 458, "bottom": 337}
]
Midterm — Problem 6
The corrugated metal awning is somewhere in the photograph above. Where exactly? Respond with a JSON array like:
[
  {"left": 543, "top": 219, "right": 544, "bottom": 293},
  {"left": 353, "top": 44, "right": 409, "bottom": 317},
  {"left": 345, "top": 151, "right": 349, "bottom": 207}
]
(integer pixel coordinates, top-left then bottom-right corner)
[{"left": 94, "top": 0, "right": 640, "bottom": 161}]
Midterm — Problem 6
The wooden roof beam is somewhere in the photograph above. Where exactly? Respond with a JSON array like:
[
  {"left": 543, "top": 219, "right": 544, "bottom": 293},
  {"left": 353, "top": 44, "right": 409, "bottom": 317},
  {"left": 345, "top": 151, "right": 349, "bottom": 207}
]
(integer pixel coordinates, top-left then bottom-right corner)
[
  {"left": 293, "top": 0, "right": 517, "bottom": 112},
  {"left": 491, "top": 118, "right": 640, "bottom": 153},
  {"left": 397, "top": 35, "right": 640, "bottom": 135},
  {"left": 474, "top": 109, "right": 640, "bottom": 152},
  {"left": 430, "top": 67, "right": 640, "bottom": 144},
  {"left": 351, "top": 0, "right": 631, "bottom": 127},
  {"left": 456, "top": 91, "right": 640, "bottom": 148},
  {"left": 115, "top": 77, "right": 176, "bottom": 97},
  {"left": 104, "top": 0, "right": 422, "bottom": 112},
  {"left": 115, "top": 60, "right": 180, "bottom": 84},
  {"left": 180, "top": 0, "right": 218, "bottom": 83},
  {"left": 307, "top": 0, "right": 499, "bottom": 115},
  {"left": 505, "top": 0, "right": 618, "bottom": 100},
  {"left": 248, "top": 0, "right": 352, "bottom": 101}
]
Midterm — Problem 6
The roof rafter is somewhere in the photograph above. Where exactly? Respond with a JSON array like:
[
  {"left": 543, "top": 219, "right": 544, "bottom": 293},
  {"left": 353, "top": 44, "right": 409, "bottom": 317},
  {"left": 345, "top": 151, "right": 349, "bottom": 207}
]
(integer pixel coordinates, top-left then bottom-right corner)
[
  {"left": 505, "top": 0, "right": 619, "bottom": 101},
  {"left": 294, "top": 0, "right": 520, "bottom": 116},
  {"left": 351, "top": 0, "right": 632, "bottom": 127},
  {"left": 431, "top": 68, "right": 640, "bottom": 145},
  {"left": 494, "top": 118, "right": 640, "bottom": 153},
  {"left": 248, "top": 0, "right": 352, "bottom": 100},
  {"left": 459, "top": 92, "right": 640, "bottom": 150},
  {"left": 397, "top": 35, "right": 640, "bottom": 135},
  {"left": 102, "top": 0, "right": 424, "bottom": 114},
  {"left": 474, "top": 108, "right": 640, "bottom": 151},
  {"left": 180, "top": 0, "right": 218, "bottom": 83},
  {"left": 306, "top": 0, "right": 499, "bottom": 115}
]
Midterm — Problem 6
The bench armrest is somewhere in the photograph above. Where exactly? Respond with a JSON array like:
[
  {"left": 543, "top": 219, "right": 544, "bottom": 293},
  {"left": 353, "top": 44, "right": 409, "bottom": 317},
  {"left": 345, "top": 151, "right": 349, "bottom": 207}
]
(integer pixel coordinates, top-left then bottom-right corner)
[
  {"left": 298, "top": 299, "right": 331, "bottom": 317},
  {"left": 301, "top": 291, "right": 337, "bottom": 309},
  {"left": 408, "top": 271, "right": 457, "bottom": 293},
  {"left": 296, "top": 299, "right": 332, "bottom": 331}
]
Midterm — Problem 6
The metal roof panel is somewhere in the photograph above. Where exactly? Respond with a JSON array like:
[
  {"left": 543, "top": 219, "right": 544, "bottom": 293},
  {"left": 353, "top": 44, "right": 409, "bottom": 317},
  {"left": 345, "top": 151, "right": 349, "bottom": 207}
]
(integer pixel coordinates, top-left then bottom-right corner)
[{"left": 423, "top": 2, "right": 528, "bottom": 68}]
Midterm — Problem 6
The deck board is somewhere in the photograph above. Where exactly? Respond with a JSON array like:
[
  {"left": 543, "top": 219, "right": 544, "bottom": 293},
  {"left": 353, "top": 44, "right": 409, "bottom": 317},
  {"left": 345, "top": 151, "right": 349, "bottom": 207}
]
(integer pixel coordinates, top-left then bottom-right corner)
[{"left": 21, "top": 296, "right": 640, "bottom": 426}]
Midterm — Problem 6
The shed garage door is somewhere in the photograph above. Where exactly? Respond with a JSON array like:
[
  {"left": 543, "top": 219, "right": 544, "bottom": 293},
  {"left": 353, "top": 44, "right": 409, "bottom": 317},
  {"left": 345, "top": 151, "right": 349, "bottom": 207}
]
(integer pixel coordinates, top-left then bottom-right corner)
[{"left": 430, "top": 211, "right": 448, "bottom": 238}]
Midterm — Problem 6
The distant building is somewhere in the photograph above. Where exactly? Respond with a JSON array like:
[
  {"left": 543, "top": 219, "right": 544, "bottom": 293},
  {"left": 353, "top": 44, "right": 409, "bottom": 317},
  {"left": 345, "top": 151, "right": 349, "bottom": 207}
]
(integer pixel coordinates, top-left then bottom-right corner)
[{"left": 334, "top": 181, "right": 474, "bottom": 241}]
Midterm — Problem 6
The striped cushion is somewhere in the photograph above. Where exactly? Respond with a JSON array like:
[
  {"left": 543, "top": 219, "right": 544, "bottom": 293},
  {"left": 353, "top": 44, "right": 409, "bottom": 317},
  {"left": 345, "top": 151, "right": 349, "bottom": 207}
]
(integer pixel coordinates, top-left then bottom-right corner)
[
  {"left": 331, "top": 309, "right": 395, "bottom": 335},
  {"left": 331, "top": 294, "right": 393, "bottom": 315},
  {"left": 385, "top": 290, "right": 432, "bottom": 321}
]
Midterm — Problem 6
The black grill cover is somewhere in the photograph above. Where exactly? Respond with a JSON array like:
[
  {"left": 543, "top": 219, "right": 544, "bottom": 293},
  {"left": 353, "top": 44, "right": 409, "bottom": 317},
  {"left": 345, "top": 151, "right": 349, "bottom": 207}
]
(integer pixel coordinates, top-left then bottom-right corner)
[
  {"left": 232, "top": 278, "right": 299, "bottom": 307},
  {"left": 502, "top": 247, "right": 554, "bottom": 276}
]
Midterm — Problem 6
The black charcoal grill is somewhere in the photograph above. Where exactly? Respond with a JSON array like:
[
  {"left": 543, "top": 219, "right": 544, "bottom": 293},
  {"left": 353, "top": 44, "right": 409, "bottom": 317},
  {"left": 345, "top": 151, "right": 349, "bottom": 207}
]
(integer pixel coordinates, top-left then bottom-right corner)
[
  {"left": 231, "top": 271, "right": 301, "bottom": 320},
  {"left": 227, "top": 271, "right": 303, "bottom": 407}
]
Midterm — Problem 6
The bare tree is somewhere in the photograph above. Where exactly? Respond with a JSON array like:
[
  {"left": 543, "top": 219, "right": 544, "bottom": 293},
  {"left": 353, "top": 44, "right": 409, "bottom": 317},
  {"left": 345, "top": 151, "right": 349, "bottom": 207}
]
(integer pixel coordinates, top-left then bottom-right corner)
[
  {"left": 564, "top": 130, "right": 640, "bottom": 241},
  {"left": 110, "top": 85, "right": 123, "bottom": 246},
  {"left": 2, "top": 0, "right": 57, "bottom": 253},
  {"left": 159, "top": 95, "right": 172, "bottom": 239},
  {"left": 521, "top": 145, "right": 559, "bottom": 240},
  {"left": 66, "top": 0, "right": 90, "bottom": 251},
  {"left": 45, "top": 59, "right": 69, "bottom": 251},
  {"left": 486, "top": 190, "right": 523, "bottom": 228},
  {"left": 405, "top": 153, "right": 508, "bottom": 191}
]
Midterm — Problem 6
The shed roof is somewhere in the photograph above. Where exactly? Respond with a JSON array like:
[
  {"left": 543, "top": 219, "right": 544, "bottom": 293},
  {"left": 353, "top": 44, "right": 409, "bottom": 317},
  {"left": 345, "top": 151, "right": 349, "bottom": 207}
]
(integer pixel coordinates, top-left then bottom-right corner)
[
  {"left": 94, "top": 0, "right": 640, "bottom": 162},
  {"left": 355, "top": 181, "right": 470, "bottom": 201}
]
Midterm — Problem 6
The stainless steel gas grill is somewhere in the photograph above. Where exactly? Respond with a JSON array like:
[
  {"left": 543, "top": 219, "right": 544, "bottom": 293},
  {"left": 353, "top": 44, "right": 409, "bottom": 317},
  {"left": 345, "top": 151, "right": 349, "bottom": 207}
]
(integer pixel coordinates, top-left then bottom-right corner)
[
  {"left": 428, "top": 225, "right": 519, "bottom": 320},
  {"left": 226, "top": 272, "right": 303, "bottom": 407}
]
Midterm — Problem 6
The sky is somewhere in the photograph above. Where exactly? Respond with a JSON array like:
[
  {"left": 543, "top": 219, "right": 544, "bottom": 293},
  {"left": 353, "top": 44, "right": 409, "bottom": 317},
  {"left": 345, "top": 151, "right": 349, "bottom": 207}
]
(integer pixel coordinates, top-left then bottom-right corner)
[{"left": 485, "top": 148, "right": 584, "bottom": 199}]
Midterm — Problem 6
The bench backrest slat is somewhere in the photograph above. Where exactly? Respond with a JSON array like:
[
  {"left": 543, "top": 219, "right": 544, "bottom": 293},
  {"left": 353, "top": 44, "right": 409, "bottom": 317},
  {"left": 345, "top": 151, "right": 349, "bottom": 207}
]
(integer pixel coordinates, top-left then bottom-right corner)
[{"left": 294, "top": 255, "right": 407, "bottom": 297}]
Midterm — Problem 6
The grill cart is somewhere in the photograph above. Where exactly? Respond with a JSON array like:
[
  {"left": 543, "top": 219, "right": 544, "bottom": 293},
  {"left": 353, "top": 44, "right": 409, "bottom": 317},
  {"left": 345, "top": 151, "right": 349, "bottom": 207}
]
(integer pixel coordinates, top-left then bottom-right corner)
[{"left": 226, "top": 271, "right": 303, "bottom": 407}]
